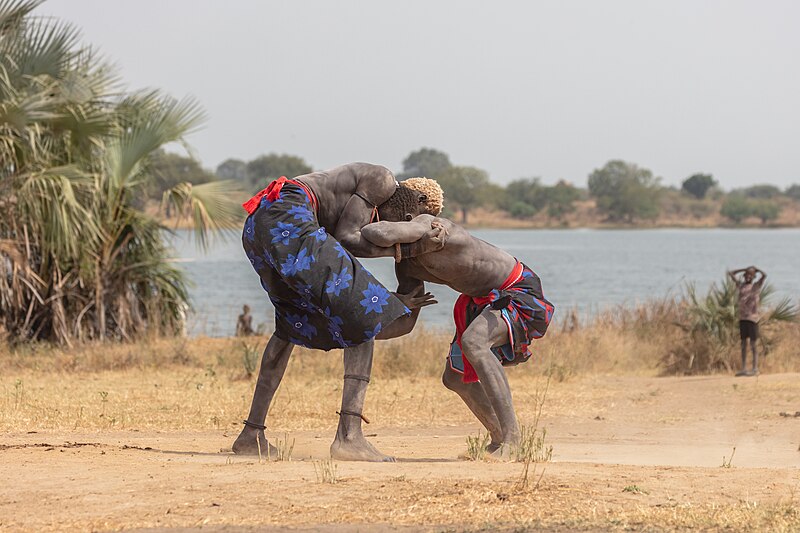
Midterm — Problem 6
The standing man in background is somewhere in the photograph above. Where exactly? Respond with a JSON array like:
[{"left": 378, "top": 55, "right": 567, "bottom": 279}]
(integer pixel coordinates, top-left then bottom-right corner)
[{"left": 728, "top": 266, "right": 767, "bottom": 376}]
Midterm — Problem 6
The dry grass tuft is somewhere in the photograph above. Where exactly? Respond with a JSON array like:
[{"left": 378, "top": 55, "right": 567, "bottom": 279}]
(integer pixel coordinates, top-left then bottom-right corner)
[
  {"left": 274, "top": 432, "right": 295, "bottom": 461},
  {"left": 313, "top": 458, "right": 338, "bottom": 484},
  {"left": 465, "top": 431, "right": 491, "bottom": 461}
]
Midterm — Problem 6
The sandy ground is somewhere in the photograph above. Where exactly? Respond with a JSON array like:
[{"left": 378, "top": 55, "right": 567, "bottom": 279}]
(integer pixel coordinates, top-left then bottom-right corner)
[{"left": 2, "top": 373, "right": 799, "bottom": 532}]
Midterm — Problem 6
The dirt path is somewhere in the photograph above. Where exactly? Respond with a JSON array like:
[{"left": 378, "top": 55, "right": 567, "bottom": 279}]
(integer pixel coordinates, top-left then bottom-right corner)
[{"left": 2, "top": 374, "right": 799, "bottom": 532}]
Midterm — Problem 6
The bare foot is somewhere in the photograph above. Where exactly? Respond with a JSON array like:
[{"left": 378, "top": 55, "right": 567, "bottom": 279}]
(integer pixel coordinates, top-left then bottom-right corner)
[
  {"left": 487, "top": 442, "right": 516, "bottom": 461},
  {"left": 485, "top": 441, "right": 502, "bottom": 454},
  {"left": 231, "top": 427, "right": 278, "bottom": 457},
  {"left": 330, "top": 435, "right": 395, "bottom": 462}
]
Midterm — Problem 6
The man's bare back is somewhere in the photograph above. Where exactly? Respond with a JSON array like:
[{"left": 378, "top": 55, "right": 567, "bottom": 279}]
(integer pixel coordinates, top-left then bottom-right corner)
[
  {"left": 362, "top": 214, "right": 518, "bottom": 297},
  {"left": 294, "top": 163, "right": 399, "bottom": 257}
]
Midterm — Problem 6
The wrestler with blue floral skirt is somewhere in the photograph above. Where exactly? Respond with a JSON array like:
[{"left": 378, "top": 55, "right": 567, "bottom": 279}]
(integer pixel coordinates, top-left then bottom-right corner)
[{"left": 233, "top": 163, "right": 445, "bottom": 462}]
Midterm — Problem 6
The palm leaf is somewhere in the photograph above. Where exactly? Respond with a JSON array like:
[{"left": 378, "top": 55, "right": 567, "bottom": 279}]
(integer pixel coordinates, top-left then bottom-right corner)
[
  {"left": 0, "top": 0, "right": 41, "bottom": 35},
  {"left": 15, "top": 165, "right": 97, "bottom": 258},
  {"left": 7, "top": 16, "right": 81, "bottom": 79},
  {"left": 161, "top": 180, "right": 242, "bottom": 249},
  {"left": 104, "top": 92, "right": 205, "bottom": 191},
  {"left": 765, "top": 297, "right": 799, "bottom": 323}
]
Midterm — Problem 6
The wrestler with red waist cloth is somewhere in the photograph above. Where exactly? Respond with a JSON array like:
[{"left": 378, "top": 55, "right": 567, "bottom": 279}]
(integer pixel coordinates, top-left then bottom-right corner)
[{"left": 362, "top": 186, "right": 554, "bottom": 459}]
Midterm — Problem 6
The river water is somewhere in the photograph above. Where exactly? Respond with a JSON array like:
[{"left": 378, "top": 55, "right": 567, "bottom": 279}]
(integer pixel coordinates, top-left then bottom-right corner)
[{"left": 169, "top": 228, "right": 800, "bottom": 337}]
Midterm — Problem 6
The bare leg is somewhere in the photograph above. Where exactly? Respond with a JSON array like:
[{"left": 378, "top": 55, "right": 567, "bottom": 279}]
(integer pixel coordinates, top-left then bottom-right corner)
[
  {"left": 741, "top": 339, "right": 747, "bottom": 371},
  {"left": 330, "top": 340, "right": 395, "bottom": 462},
  {"left": 751, "top": 339, "right": 758, "bottom": 374},
  {"left": 232, "top": 335, "right": 294, "bottom": 455},
  {"left": 442, "top": 363, "right": 503, "bottom": 450},
  {"left": 460, "top": 308, "right": 520, "bottom": 459}
]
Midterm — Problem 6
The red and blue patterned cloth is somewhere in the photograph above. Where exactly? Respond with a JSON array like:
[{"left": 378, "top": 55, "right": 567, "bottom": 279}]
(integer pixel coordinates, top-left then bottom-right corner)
[
  {"left": 242, "top": 179, "right": 410, "bottom": 350},
  {"left": 448, "top": 261, "right": 554, "bottom": 382}
]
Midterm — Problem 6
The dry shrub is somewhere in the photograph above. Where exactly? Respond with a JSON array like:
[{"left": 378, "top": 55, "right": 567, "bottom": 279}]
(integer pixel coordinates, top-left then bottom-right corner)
[
  {"left": 0, "top": 296, "right": 797, "bottom": 382},
  {"left": 0, "top": 337, "right": 209, "bottom": 373},
  {"left": 534, "top": 299, "right": 681, "bottom": 379},
  {"left": 754, "top": 322, "right": 800, "bottom": 373},
  {"left": 372, "top": 326, "right": 449, "bottom": 379}
]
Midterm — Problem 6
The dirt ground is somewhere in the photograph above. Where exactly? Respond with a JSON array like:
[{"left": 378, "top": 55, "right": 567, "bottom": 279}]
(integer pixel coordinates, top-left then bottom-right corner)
[{"left": 2, "top": 373, "right": 799, "bottom": 532}]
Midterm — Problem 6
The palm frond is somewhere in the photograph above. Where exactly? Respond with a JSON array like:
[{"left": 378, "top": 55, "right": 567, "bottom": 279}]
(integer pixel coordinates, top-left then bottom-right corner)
[
  {"left": 766, "top": 297, "right": 799, "bottom": 323},
  {"left": 161, "top": 180, "right": 242, "bottom": 249},
  {"left": 8, "top": 16, "right": 81, "bottom": 79},
  {"left": 104, "top": 93, "right": 206, "bottom": 191},
  {"left": 0, "top": 0, "right": 42, "bottom": 35},
  {"left": 15, "top": 165, "right": 97, "bottom": 258},
  {"left": 0, "top": 81, "right": 60, "bottom": 128}
]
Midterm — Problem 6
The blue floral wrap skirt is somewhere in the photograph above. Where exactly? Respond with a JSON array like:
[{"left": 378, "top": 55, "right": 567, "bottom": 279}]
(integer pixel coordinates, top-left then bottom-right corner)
[{"left": 242, "top": 184, "right": 410, "bottom": 350}]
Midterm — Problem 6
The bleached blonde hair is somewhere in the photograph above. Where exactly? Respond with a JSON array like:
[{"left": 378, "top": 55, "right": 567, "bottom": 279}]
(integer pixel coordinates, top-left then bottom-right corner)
[{"left": 400, "top": 177, "right": 444, "bottom": 216}]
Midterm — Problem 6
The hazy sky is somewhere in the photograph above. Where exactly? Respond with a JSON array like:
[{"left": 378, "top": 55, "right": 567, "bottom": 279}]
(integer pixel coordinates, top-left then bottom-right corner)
[{"left": 42, "top": 0, "right": 800, "bottom": 188}]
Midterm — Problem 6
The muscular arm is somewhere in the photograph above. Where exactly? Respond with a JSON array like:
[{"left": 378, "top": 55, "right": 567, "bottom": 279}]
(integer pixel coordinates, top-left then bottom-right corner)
[
  {"left": 755, "top": 267, "right": 767, "bottom": 286},
  {"left": 376, "top": 262, "right": 427, "bottom": 340},
  {"left": 361, "top": 214, "right": 448, "bottom": 259},
  {"left": 332, "top": 165, "right": 400, "bottom": 258},
  {"left": 361, "top": 217, "right": 433, "bottom": 247},
  {"left": 728, "top": 269, "right": 744, "bottom": 286},
  {"left": 333, "top": 193, "right": 396, "bottom": 258}
]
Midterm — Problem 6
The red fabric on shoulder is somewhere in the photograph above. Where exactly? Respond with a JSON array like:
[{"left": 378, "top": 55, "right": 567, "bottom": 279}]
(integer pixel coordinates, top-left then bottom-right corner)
[
  {"left": 243, "top": 176, "right": 319, "bottom": 215},
  {"left": 242, "top": 176, "right": 288, "bottom": 214}
]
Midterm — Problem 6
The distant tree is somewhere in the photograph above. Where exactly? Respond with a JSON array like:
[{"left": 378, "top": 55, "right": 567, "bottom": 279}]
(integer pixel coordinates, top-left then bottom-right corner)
[
  {"left": 481, "top": 183, "right": 508, "bottom": 210},
  {"left": 784, "top": 184, "right": 800, "bottom": 201},
  {"left": 681, "top": 173, "right": 716, "bottom": 199},
  {"left": 750, "top": 200, "right": 781, "bottom": 224},
  {"left": 740, "top": 184, "right": 782, "bottom": 199},
  {"left": 216, "top": 158, "right": 248, "bottom": 182},
  {"left": 543, "top": 180, "right": 581, "bottom": 219},
  {"left": 246, "top": 153, "right": 312, "bottom": 188},
  {"left": 720, "top": 195, "right": 752, "bottom": 223},
  {"left": 502, "top": 178, "right": 546, "bottom": 219},
  {"left": 587, "top": 160, "right": 661, "bottom": 222},
  {"left": 148, "top": 150, "right": 215, "bottom": 199},
  {"left": 400, "top": 148, "right": 452, "bottom": 179},
  {"left": 438, "top": 165, "right": 489, "bottom": 224}
]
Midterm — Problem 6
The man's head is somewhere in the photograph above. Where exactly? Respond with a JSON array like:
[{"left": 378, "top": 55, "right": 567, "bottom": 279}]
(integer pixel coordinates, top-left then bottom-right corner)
[
  {"left": 378, "top": 186, "right": 426, "bottom": 222},
  {"left": 242, "top": 304, "right": 251, "bottom": 314},
  {"left": 744, "top": 267, "right": 756, "bottom": 283},
  {"left": 399, "top": 177, "right": 444, "bottom": 216}
]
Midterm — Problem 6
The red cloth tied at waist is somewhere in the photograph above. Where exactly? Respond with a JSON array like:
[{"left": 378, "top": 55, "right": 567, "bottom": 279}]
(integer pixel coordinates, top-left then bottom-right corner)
[
  {"left": 453, "top": 260, "right": 524, "bottom": 383},
  {"left": 242, "top": 176, "right": 319, "bottom": 215}
]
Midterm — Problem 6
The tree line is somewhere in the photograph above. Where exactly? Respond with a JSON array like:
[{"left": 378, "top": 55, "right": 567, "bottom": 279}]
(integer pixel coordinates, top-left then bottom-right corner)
[{"left": 166, "top": 148, "right": 796, "bottom": 226}]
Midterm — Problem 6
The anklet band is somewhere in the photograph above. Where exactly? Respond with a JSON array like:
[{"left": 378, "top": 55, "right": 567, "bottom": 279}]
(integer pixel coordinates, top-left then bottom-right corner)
[
  {"left": 336, "top": 410, "right": 371, "bottom": 424},
  {"left": 343, "top": 374, "right": 370, "bottom": 383},
  {"left": 242, "top": 419, "right": 266, "bottom": 430}
]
